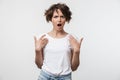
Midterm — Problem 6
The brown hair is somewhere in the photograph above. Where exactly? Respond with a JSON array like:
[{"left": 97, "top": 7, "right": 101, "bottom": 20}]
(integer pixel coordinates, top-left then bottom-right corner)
[{"left": 44, "top": 3, "right": 72, "bottom": 23}]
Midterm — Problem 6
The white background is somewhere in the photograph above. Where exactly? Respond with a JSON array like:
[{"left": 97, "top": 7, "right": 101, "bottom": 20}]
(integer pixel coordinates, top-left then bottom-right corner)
[{"left": 0, "top": 0, "right": 120, "bottom": 80}]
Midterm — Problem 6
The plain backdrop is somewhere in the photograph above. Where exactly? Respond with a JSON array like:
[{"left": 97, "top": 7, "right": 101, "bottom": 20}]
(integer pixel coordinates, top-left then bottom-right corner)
[{"left": 0, "top": 0, "right": 120, "bottom": 80}]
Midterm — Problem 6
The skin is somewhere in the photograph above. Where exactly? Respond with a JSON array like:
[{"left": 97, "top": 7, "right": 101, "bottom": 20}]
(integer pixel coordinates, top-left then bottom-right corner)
[{"left": 34, "top": 9, "right": 83, "bottom": 71}]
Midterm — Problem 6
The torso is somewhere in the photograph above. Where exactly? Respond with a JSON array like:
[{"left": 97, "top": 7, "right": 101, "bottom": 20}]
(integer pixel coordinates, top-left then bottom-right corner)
[{"left": 41, "top": 33, "right": 72, "bottom": 75}]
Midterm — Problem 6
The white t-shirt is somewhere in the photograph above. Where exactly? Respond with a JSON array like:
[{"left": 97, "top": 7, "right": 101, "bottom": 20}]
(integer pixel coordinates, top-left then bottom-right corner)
[{"left": 41, "top": 33, "right": 72, "bottom": 75}]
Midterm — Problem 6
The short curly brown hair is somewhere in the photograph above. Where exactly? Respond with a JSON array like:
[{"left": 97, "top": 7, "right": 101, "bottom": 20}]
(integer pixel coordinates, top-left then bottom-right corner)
[{"left": 44, "top": 3, "right": 72, "bottom": 23}]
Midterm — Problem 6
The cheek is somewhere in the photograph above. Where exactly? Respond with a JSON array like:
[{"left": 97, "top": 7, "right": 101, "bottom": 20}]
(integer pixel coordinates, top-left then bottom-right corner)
[
  {"left": 63, "top": 20, "right": 66, "bottom": 24},
  {"left": 51, "top": 19, "right": 56, "bottom": 24},
  {"left": 51, "top": 21, "right": 57, "bottom": 26},
  {"left": 62, "top": 19, "right": 66, "bottom": 22}
]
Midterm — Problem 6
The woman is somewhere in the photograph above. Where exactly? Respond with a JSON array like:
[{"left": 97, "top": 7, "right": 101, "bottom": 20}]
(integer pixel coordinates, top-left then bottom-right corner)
[{"left": 34, "top": 3, "right": 83, "bottom": 80}]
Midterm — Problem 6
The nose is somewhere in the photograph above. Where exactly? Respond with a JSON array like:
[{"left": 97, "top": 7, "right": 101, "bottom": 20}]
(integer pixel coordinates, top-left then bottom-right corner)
[{"left": 58, "top": 17, "right": 61, "bottom": 22}]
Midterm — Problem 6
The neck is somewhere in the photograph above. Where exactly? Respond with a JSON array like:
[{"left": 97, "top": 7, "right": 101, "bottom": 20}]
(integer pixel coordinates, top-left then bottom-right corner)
[
  {"left": 49, "top": 29, "right": 67, "bottom": 38},
  {"left": 52, "top": 29, "right": 65, "bottom": 34}
]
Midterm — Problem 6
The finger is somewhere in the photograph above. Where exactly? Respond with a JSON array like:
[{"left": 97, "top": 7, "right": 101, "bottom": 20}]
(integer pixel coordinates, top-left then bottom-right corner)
[
  {"left": 69, "top": 35, "right": 76, "bottom": 42},
  {"left": 80, "top": 37, "right": 83, "bottom": 44},
  {"left": 34, "top": 36, "right": 37, "bottom": 43},
  {"left": 43, "top": 38, "right": 48, "bottom": 43},
  {"left": 42, "top": 37, "right": 47, "bottom": 40},
  {"left": 40, "top": 34, "right": 46, "bottom": 40},
  {"left": 69, "top": 35, "right": 74, "bottom": 39},
  {"left": 34, "top": 36, "right": 38, "bottom": 47}
]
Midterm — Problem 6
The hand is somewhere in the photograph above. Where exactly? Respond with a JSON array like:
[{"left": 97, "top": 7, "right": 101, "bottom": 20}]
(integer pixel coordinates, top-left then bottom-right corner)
[
  {"left": 34, "top": 34, "right": 48, "bottom": 51},
  {"left": 69, "top": 35, "right": 83, "bottom": 53}
]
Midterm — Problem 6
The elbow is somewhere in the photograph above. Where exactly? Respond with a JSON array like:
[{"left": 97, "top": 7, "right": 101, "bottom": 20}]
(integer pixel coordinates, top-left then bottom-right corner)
[
  {"left": 71, "top": 68, "right": 77, "bottom": 71},
  {"left": 71, "top": 66, "right": 78, "bottom": 71},
  {"left": 35, "top": 60, "right": 42, "bottom": 69},
  {"left": 71, "top": 63, "right": 80, "bottom": 71}
]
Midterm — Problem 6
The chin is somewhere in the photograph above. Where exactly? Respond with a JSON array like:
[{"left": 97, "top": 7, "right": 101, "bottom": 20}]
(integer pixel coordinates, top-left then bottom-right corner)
[{"left": 57, "top": 29, "right": 64, "bottom": 32}]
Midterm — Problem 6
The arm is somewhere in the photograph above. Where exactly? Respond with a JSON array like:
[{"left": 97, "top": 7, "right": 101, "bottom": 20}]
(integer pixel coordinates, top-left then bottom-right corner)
[
  {"left": 34, "top": 35, "right": 48, "bottom": 69},
  {"left": 35, "top": 49, "right": 43, "bottom": 69},
  {"left": 69, "top": 35, "right": 83, "bottom": 71},
  {"left": 71, "top": 49, "right": 80, "bottom": 71}
]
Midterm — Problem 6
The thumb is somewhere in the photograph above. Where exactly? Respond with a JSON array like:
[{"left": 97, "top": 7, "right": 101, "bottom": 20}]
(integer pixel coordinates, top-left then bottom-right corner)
[
  {"left": 34, "top": 36, "right": 37, "bottom": 43},
  {"left": 79, "top": 37, "right": 83, "bottom": 45}
]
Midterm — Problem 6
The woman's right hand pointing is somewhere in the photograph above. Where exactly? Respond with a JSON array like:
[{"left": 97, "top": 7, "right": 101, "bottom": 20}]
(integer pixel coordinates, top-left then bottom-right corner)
[{"left": 34, "top": 34, "right": 48, "bottom": 51}]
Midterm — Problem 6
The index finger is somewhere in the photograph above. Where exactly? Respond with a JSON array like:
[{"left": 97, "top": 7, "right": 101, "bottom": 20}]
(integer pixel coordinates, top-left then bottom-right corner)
[
  {"left": 80, "top": 37, "right": 83, "bottom": 44},
  {"left": 40, "top": 34, "right": 46, "bottom": 40}
]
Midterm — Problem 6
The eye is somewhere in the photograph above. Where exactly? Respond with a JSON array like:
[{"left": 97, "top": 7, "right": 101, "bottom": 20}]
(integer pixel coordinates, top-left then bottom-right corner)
[
  {"left": 53, "top": 16, "right": 58, "bottom": 18},
  {"left": 61, "top": 16, "right": 65, "bottom": 18}
]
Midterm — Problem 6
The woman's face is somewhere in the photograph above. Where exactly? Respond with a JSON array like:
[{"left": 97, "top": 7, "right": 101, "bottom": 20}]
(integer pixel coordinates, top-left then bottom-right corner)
[{"left": 51, "top": 9, "right": 66, "bottom": 31}]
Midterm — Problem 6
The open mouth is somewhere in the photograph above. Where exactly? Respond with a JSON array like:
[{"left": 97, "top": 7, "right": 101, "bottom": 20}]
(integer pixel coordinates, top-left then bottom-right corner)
[{"left": 57, "top": 24, "right": 62, "bottom": 27}]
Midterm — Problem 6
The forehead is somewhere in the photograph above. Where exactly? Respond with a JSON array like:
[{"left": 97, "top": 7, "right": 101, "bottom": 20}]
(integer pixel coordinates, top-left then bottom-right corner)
[{"left": 53, "top": 9, "right": 63, "bottom": 16}]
